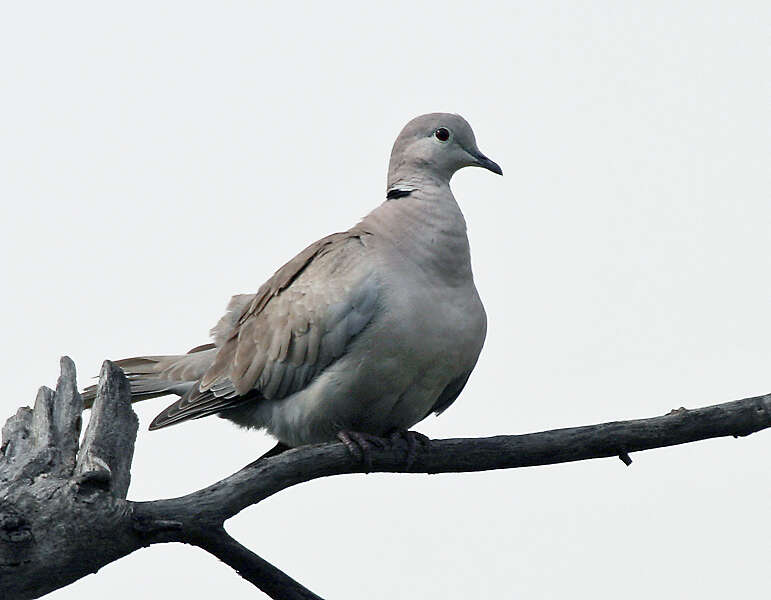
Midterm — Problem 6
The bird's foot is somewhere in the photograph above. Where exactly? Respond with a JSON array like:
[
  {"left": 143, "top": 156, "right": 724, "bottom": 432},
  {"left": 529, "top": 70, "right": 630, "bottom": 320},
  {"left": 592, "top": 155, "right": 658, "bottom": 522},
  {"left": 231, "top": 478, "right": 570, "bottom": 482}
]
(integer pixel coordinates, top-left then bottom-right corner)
[
  {"left": 336, "top": 429, "right": 430, "bottom": 471},
  {"left": 388, "top": 429, "right": 431, "bottom": 471},
  {"left": 336, "top": 430, "right": 389, "bottom": 472}
]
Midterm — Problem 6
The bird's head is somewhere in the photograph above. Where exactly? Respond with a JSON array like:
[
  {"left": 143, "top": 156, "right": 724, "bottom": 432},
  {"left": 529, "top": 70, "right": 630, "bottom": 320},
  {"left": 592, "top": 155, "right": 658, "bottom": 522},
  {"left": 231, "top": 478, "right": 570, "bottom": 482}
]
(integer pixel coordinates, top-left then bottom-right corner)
[{"left": 387, "top": 113, "right": 502, "bottom": 189}]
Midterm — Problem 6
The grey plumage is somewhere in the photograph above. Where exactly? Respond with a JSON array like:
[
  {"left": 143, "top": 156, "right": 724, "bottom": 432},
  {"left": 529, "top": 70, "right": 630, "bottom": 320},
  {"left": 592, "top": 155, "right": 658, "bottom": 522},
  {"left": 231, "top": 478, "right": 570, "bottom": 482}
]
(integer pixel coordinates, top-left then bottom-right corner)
[{"left": 84, "top": 113, "right": 501, "bottom": 448}]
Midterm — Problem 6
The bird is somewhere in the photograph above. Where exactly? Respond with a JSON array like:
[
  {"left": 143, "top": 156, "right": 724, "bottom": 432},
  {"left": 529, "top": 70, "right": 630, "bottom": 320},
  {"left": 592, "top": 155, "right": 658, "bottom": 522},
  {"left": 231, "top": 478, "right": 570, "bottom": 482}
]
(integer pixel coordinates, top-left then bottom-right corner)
[{"left": 83, "top": 113, "right": 502, "bottom": 466}]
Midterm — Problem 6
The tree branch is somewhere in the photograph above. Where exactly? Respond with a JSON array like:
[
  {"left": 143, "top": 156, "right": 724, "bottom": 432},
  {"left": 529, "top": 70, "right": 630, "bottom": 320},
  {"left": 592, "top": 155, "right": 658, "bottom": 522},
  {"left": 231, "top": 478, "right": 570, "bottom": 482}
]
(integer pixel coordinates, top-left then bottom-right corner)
[
  {"left": 136, "top": 392, "right": 771, "bottom": 528},
  {"left": 1, "top": 358, "right": 769, "bottom": 599},
  {"left": 192, "top": 527, "right": 324, "bottom": 600}
]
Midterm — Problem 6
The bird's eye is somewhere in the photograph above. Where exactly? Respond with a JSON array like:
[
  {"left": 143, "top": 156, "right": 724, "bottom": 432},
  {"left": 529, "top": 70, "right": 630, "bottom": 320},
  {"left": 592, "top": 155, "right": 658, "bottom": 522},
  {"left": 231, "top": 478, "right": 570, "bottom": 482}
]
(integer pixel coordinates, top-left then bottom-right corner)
[{"left": 434, "top": 127, "right": 450, "bottom": 142}]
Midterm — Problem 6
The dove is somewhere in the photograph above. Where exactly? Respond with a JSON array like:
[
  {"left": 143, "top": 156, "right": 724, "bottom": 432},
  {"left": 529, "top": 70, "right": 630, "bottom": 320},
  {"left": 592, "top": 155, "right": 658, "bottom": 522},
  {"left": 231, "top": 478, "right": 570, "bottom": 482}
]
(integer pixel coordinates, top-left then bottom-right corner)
[{"left": 83, "top": 113, "right": 502, "bottom": 464}]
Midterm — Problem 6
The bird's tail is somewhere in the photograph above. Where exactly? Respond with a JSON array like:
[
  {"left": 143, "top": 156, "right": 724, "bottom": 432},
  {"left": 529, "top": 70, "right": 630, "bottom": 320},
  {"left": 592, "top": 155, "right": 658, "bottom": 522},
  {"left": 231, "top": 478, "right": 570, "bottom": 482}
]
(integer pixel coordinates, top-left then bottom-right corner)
[{"left": 82, "top": 344, "right": 217, "bottom": 409}]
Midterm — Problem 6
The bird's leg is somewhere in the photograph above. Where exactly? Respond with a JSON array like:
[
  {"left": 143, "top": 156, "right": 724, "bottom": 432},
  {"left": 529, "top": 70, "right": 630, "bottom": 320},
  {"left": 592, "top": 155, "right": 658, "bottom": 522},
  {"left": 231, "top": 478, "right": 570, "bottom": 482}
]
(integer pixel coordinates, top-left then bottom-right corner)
[
  {"left": 336, "top": 430, "right": 388, "bottom": 472},
  {"left": 388, "top": 429, "right": 431, "bottom": 471}
]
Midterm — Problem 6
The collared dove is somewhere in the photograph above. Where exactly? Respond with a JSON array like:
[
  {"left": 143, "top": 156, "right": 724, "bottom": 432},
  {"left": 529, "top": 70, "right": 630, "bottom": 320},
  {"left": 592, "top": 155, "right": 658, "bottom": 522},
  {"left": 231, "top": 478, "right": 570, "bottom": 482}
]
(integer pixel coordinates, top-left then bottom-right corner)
[{"left": 83, "top": 113, "right": 501, "bottom": 461}]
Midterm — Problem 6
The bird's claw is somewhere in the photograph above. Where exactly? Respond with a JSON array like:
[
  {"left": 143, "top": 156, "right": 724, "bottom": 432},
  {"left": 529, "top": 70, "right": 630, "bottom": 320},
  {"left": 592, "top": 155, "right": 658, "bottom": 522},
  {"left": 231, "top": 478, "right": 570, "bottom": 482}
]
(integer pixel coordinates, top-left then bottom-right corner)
[
  {"left": 388, "top": 429, "right": 430, "bottom": 471},
  {"left": 336, "top": 429, "right": 430, "bottom": 472},
  {"left": 336, "top": 430, "right": 388, "bottom": 472}
]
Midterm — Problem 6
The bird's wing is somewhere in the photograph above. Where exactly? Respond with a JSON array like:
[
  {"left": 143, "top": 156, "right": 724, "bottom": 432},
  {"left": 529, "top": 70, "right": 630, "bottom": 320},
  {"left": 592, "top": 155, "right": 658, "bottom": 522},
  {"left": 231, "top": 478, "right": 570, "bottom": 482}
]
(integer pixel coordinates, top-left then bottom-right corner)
[{"left": 149, "top": 229, "right": 379, "bottom": 429}]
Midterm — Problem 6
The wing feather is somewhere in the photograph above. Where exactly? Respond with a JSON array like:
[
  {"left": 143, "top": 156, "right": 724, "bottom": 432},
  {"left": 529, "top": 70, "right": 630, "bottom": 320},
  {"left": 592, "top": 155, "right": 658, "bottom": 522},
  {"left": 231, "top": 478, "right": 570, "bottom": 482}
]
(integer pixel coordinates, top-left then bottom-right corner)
[{"left": 151, "top": 228, "right": 378, "bottom": 430}]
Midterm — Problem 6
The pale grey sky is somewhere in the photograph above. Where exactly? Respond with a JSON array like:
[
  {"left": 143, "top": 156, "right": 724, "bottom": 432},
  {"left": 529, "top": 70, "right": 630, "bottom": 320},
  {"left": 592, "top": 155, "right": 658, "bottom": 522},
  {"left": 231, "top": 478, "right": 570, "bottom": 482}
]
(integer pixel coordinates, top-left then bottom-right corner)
[{"left": 1, "top": 2, "right": 769, "bottom": 598}]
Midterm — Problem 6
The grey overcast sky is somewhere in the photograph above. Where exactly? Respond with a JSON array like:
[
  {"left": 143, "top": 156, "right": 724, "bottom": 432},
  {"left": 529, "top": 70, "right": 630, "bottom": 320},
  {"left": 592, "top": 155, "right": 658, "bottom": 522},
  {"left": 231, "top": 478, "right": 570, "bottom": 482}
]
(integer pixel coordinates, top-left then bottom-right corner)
[{"left": 1, "top": 2, "right": 769, "bottom": 598}]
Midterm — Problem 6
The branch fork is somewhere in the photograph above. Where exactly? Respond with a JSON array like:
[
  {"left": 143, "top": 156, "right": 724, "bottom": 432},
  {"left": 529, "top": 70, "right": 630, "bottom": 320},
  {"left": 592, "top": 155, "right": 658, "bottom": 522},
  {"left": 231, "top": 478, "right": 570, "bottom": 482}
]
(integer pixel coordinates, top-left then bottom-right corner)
[{"left": 1, "top": 358, "right": 769, "bottom": 600}]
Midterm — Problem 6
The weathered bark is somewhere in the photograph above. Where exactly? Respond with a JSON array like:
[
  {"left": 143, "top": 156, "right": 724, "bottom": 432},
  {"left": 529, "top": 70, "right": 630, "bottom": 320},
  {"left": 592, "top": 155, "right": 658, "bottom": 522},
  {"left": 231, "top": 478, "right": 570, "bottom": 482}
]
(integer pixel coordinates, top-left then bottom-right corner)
[
  {"left": 0, "top": 359, "right": 139, "bottom": 598},
  {"left": 0, "top": 358, "right": 769, "bottom": 599}
]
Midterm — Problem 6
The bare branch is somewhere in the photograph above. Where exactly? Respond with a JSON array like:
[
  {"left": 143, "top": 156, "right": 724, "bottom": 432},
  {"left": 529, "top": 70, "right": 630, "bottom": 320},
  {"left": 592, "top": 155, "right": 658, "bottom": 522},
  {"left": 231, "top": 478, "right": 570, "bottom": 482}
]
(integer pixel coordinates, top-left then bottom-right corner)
[
  {"left": 53, "top": 357, "right": 83, "bottom": 470},
  {"left": 1, "top": 357, "right": 769, "bottom": 599},
  {"left": 0, "top": 361, "right": 139, "bottom": 599},
  {"left": 192, "top": 528, "right": 324, "bottom": 600},
  {"left": 76, "top": 360, "right": 138, "bottom": 498},
  {"left": 137, "top": 392, "right": 771, "bottom": 526}
]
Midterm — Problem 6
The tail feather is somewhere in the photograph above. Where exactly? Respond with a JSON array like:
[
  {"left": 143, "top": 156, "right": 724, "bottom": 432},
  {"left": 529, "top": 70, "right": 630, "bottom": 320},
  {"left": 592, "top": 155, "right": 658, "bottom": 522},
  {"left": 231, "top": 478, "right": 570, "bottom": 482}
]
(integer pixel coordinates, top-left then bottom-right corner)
[{"left": 82, "top": 345, "right": 217, "bottom": 409}]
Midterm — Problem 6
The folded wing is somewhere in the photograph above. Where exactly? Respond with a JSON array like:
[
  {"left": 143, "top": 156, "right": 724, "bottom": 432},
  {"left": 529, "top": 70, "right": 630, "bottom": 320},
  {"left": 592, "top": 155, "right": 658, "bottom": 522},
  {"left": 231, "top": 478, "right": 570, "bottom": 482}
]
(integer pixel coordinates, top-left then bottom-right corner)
[{"left": 149, "top": 229, "right": 379, "bottom": 429}]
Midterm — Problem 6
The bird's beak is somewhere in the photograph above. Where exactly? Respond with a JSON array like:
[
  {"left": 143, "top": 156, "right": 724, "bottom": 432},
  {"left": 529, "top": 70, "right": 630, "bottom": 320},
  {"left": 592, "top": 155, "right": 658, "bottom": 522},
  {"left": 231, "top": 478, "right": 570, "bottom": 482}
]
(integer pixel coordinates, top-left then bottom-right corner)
[{"left": 470, "top": 150, "right": 503, "bottom": 176}]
